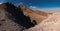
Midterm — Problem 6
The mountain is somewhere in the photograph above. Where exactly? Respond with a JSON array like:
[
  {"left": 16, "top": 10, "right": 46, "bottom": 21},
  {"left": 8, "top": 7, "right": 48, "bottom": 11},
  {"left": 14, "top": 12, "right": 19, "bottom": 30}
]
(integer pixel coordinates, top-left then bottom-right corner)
[
  {"left": 0, "top": 2, "right": 37, "bottom": 31},
  {"left": 19, "top": 6, "right": 52, "bottom": 24},
  {"left": 0, "top": 2, "right": 53, "bottom": 31}
]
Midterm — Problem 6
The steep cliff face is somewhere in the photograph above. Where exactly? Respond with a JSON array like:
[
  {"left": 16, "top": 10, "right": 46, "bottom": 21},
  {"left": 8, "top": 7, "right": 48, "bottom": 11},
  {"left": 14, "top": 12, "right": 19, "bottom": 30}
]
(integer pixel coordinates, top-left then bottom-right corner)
[{"left": 19, "top": 6, "right": 52, "bottom": 24}]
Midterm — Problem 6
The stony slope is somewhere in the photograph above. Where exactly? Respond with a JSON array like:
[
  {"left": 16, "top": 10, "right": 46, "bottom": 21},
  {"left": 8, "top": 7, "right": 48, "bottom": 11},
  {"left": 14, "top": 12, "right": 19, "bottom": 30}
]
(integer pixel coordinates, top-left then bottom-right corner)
[{"left": 0, "top": 3, "right": 24, "bottom": 31}]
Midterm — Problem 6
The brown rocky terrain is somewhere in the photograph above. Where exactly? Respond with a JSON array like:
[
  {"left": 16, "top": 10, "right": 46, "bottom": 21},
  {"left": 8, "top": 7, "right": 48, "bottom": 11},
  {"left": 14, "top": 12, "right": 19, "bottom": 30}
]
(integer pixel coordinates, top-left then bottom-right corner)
[{"left": 0, "top": 2, "right": 53, "bottom": 31}]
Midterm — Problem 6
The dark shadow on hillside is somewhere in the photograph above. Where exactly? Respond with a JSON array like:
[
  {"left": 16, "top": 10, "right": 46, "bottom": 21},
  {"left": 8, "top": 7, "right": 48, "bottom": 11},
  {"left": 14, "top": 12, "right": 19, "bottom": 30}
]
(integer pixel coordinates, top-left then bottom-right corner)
[{"left": 4, "top": 2, "right": 37, "bottom": 29}]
